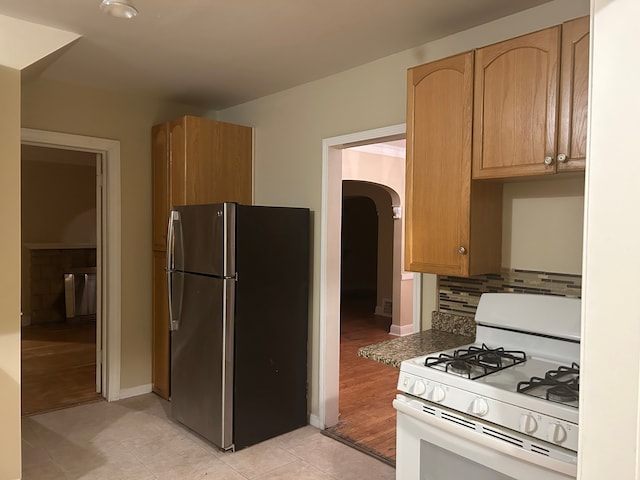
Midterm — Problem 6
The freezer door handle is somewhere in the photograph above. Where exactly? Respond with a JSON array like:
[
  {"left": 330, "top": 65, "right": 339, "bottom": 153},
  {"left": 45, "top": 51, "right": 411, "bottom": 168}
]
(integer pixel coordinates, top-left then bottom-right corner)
[{"left": 166, "top": 210, "right": 183, "bottom": 331}]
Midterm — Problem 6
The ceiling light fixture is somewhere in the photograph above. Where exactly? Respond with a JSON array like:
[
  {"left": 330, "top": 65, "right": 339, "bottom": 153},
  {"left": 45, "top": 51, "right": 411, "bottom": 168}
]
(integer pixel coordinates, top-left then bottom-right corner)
[{"left": 100, "top": 0, "right": 138, "bottom": 19}]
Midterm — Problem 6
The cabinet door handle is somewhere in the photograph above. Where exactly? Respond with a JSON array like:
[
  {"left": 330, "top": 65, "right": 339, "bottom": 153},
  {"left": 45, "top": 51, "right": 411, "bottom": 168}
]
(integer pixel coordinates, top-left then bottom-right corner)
[
  {"left": 557, "top": 153, "right": 567, "bottom": 163},
  {"left": 544, "top": 156, "right": 553, "bottom": 166},
  {"left": 458, "top": 246, "right": 467, "bottom": 255}
]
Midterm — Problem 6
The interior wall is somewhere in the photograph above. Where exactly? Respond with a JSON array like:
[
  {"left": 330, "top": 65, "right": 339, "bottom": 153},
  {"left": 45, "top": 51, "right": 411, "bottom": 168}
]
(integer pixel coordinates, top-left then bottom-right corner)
[
  {"left": 342, "top": 149, "right": 405, "bottom": 313},
  {"left": 21, "top": 156, "right": 97, "bottom": 317},
  {"left": 502, "top": 176, "right": 584, "bottom": 274},
  {"left": 21, "top": 77, "right": 208, "bottom": 390},
  {"left": 215, "top": 0, "right": 589, "bottom": 420},
  {"left": 580, "top": 0, "right": 640, "bottom": 476},
  {"left": 0, "top": 64, "right": 22, "bottom": 480}
]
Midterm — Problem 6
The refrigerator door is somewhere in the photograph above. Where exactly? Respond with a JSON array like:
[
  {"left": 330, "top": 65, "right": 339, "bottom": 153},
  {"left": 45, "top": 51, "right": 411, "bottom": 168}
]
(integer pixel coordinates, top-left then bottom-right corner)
[
  {"left": 232, "top": 205, "right": 310, "bottom": 449},
  {"left": 171, "top": 272, "right": 235, "bottom": 450},
  {"left": 173, "top": 203, "right": 236, "bottom": 277}
]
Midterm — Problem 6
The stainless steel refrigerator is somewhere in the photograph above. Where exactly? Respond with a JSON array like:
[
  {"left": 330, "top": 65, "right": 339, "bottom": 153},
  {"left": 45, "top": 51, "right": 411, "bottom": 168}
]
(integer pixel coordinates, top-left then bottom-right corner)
[{"left": 166, "top": 202, "right": 310, "bottom": 451}]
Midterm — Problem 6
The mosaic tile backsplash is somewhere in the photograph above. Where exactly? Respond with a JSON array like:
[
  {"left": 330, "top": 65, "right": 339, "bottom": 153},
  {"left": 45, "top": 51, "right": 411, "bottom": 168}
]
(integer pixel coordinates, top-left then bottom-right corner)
[{"left": 439, "top": 269, "right": 582, "bottom": 316}]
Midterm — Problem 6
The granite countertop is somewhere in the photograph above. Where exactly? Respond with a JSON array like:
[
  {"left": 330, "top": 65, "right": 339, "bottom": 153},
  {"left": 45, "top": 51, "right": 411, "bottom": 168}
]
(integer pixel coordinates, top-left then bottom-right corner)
[
  {"left": 357, "top": 329, "right": 474, "bottom": 369},
  {"left": 357, "top": 311, "right": 477, "bottom": 368}
]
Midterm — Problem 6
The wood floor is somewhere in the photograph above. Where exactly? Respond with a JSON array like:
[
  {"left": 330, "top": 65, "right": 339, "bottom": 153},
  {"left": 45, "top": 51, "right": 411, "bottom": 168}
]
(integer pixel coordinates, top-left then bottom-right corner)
[
  {"left": 21, "top": 319, "right": 102, "bottom": 416},
  {"left": 324, "top": 294, "right": 399, "bottom": 465}
]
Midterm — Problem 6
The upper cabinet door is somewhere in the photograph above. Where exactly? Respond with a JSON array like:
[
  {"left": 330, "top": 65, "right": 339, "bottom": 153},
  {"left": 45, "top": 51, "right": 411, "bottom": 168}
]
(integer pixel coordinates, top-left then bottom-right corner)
[
  {"left": 152, "top": 123, "right": 170, "bottom": 250},
  {"left": 557, "top": 16, "right": 590, "bottom": 172},
  {"left": 170, "top": 116, "right": 252, "bottom": 207},
  {"left": 473, "top": 26, "right": 561, "bottom": 179},
  {"left": 405, "top": 51, "right": 474, "bottom": 276}
]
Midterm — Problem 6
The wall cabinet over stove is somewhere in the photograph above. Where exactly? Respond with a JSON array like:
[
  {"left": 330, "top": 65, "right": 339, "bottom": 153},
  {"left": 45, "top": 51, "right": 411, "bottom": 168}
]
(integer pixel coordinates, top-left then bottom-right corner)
[
  {"left": 404, "top": 16, "right": 588, "bottom": 277},
  {"left": 473, "top": 16, "right": 589, "bottom": 179},
  {"left": 151, "top": 115, "right": 252, "bottom": 399}
]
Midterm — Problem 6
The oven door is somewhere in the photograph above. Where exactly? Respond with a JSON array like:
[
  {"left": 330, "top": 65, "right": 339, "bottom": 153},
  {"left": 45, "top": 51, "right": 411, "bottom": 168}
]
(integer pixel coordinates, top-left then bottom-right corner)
[{"left": 394, "top": 395, "right": 577, "bottom": 480}]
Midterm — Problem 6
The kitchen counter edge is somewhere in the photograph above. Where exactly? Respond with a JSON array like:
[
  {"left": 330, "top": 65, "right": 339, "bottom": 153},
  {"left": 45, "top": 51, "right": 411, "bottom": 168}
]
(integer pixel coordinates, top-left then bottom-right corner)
[{"left": 357, "top": 329, "right": 474, "bottom": 369}]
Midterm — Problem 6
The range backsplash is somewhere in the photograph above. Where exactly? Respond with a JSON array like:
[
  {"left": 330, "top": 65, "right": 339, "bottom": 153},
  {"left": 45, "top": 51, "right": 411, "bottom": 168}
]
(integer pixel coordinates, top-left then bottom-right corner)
[{"left": 439, "top": 269, "right": 582, "bottom": 316}]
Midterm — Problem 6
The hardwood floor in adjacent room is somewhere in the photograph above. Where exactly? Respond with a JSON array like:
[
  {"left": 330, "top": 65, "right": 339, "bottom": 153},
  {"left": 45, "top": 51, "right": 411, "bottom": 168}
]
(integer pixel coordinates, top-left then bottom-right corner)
[
  {"left": 21, "top": 318, "right": 102, "bottom": 416},
  {"left": 324, "top": 294, "right": 399, "bottom": 466}
]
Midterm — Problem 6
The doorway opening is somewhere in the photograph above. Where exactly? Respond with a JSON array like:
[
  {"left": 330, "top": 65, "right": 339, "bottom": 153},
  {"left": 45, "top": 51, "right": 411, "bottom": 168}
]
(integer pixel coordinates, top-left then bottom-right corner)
[
  {"left": 20, "top": 145, "right": 101, "bottom": 415},
  {"left": 20, "top": 128, "right": 122, "bottom": 406},
  {"left": 318, "top": 124, "right": 421, "bottom": 464}
]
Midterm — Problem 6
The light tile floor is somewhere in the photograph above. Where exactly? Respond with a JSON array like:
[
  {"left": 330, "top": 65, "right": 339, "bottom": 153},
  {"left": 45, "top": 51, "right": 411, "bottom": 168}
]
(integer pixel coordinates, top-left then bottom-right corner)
[{"left": 21, "top": 394, "right": 396, "bottom": 480}]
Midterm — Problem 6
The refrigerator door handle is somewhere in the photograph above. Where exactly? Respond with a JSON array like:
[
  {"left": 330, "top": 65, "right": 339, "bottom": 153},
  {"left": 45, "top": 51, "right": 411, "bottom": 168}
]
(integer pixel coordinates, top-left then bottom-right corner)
[{"left": 166, "top": 210, "right": 182, "bottom": 331}]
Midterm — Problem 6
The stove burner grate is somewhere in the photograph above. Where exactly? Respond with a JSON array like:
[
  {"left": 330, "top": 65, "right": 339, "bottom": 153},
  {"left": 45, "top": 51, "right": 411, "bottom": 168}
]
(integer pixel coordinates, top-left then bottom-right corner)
[
  {"left": 424, "top": 344, "right": 527, "bottom": 380},
  {"left": 517, "top": 362, "right": 580, "bottom": 405}
]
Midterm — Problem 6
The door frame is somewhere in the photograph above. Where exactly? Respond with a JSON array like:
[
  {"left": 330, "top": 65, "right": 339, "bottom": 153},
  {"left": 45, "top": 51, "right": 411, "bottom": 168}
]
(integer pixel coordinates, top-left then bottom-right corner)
[
  {"left": 316, "top": 123, "right": 421, "bottom": 428},
  {"left": 21, "top": 128, "right": 122, "bottom": 402}
]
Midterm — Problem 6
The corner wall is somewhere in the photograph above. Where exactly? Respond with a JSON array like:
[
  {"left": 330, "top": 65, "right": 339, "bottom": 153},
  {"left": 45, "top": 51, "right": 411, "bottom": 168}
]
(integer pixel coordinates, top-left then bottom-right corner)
[
  {"left": 21, "top": 78, "right": 208, "bottom": 391},
  {"left": 0, "top": 64, "right": 22, "bottom": 480}
]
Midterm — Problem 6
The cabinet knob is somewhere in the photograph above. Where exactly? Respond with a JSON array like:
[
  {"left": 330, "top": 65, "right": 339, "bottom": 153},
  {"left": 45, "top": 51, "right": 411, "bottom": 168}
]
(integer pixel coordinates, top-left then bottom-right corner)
[
  {"left": 544, "top": 156, "right": 553, "bottom": 166},
  {"left": 458, "top": 246, "right": 467, "bottom": 255},
  {"left": 557, "top": 153, "right": 568, "bottom": 163}
]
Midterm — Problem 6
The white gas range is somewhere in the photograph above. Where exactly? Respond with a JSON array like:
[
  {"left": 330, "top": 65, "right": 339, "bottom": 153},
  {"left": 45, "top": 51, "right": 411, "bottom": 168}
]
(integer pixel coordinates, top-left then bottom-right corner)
[{"left": 394, "top": 293, "right": 581, "bottom": 480}]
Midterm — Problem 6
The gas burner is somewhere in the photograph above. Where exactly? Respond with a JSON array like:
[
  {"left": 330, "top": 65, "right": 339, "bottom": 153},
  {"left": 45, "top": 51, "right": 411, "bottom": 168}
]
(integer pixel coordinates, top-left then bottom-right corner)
[
  {"left": 478, "top": 351, "right": 502, "bottom": 367},
  {"left": 547, "top": 384, "right": 579, "bottom": 403},
  {"left": 517, "top": 363, "right": 580, "bottom": 406},
  {"left": 424, "top": 344, "right": 527, "bottom": 380},
  {"left": 449, "top": 359, "right": 472, "bottom": 376}
]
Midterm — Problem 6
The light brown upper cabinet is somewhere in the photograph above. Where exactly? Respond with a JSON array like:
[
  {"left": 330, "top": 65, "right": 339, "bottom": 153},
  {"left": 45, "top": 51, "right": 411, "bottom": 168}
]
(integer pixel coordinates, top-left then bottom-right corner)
[
  {"left": 151, "top": 115, "right": 252, "bottom": 399},
  {"left": 405, "top": 52, "right": 502, "bottom": 276},
  {"left": 473, "top": 17, "right": 589, "bottom": 179},
  {"left": 557, "top": 16, "right": 590, "bottom": 172},
  {"left": 473, "top": 26, "right": 561, "bottom": 178},
  {"left": 152, "top": 115, "right": 253, "bottom": 250}
]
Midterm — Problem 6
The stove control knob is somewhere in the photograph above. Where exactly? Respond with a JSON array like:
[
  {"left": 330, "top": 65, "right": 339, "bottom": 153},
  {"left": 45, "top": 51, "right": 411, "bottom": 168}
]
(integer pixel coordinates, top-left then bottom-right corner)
[
  {"left": 519, "top": 414, "right": 538, "bottom": 434},
  {"left": 432, "top": 386, "right": 446, "bottom": 403},
  {"left": 547, "top": 423, "right": 567, "bottom": 444},
  {"left": 471, "top": 398, "right": 489, "bottom": 417},
  {"left": 411, "top": 380, "right": 427, "bottom": 396}
]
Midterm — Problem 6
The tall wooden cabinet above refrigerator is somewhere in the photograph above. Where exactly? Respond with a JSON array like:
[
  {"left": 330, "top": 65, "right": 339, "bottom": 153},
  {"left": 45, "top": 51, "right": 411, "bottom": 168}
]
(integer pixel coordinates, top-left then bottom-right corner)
[{"left": 152, "top": 115, "right": 252, "bottom": 399}]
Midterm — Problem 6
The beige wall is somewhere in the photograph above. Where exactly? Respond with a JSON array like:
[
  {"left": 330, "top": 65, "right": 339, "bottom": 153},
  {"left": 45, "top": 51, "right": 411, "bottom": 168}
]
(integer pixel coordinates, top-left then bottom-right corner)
[
  {"left": 0, "top": 65, "right": 22, "bottom": 480},
  {"left": 22, "top": 156, "right": 97, "bottom": 244},
  {"left": 342, "top": 150, "right": 405, "bottom": 313},
  {"left": 21, "top": 158, "right": 97, "bottom": 316},
  {"left": 216, "top": 0, "right": 589, "bottom": 420},
  {"left": 503, "top": 176, "right": 584, "bottom": 274},
  {"left": 21, "top": 78, "right": 207, "bottom": 390}
]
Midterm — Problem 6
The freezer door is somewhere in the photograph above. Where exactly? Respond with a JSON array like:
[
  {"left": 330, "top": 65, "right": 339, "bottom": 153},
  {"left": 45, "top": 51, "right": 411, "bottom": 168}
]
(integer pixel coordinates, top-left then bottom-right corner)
[
  {"left": 173, "top": 203, "right": 236, "bottom": 277},
  {"left": 171, "top": 273, "right": 235, "bottom": 450}
]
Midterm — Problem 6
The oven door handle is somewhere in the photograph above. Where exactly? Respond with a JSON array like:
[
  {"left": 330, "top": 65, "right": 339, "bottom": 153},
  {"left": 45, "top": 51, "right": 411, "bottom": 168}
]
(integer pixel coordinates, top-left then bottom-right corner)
[{"left": 393, "top": 397, "right": 577, "bottom": 478}]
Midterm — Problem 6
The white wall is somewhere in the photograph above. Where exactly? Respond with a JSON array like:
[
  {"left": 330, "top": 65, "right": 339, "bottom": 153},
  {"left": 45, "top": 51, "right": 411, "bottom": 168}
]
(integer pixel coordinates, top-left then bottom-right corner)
[
  {"left": 579, "top": 0, "right": 640, "bottom": 477},
  {"left": 216, "top": 0, "right": 589, "bottom": 424}
]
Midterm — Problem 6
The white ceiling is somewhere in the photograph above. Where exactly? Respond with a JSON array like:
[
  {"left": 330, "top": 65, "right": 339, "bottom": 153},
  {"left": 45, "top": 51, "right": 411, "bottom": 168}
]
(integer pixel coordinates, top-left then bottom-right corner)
[{"left": 3, "top": 0, "right": 553, "bottom": 110}]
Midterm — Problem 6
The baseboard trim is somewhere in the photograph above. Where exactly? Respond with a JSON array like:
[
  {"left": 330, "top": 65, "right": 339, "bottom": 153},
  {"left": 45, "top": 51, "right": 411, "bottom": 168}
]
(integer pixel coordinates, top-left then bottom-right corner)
[
  {"left": 309, "top": 414, "right": 323, "bottom": 429},
  {"left": 374, "top": 306, "right": 392, "bottom": 318},
  {"left": 389, "top": 324, "right": 415, "bottom": 337},
  {"left": 118, "top": 384, "right": 152, "bottom": 400}
]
